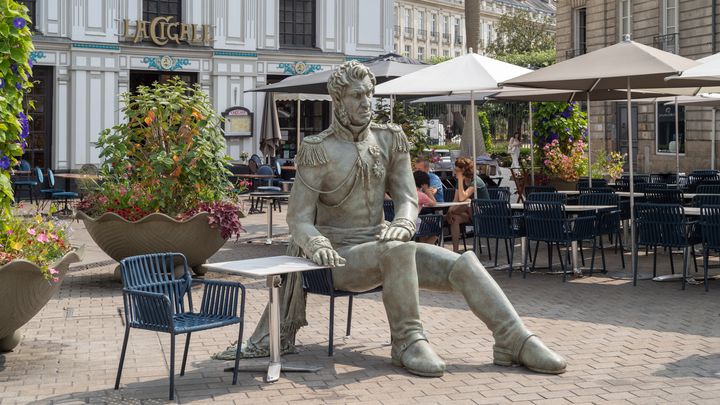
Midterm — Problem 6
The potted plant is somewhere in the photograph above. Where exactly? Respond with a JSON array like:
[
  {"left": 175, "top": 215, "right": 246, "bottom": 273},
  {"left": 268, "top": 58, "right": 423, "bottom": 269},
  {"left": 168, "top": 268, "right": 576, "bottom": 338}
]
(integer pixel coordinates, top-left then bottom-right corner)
[
  {"left": 76, "top": 78, "right": 245, "bottom": 276},
  {"left": 532, "top": 102, "right": 589, "bottom": 190},
  {"left": 0, "top": 208, "right": 82, "bottom": 351}
]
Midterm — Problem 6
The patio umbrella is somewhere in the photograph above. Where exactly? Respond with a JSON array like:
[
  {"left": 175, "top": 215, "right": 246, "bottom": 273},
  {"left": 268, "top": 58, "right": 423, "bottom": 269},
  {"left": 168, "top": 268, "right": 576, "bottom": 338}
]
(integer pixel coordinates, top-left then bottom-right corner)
[
  {"left": 375, "top": 52, "right": 532, "bottom": 197},
  {"left": 273, "top": 93, "right": 332, "bottom": 153},
  {"left": 247, "top": 53, "right": 428, "bottom": 95},
  {"left": 259, "top": 93, "right": 282, "bottom": 158},
  {"left": 503, "top": 37, "right": 716, "bottom": 286}
]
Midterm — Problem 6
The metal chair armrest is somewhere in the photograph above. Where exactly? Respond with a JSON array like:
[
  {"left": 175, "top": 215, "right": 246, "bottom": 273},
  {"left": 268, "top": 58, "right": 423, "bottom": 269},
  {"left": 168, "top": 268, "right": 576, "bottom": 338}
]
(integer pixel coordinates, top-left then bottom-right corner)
[
  {"left": 198, "top": 279, "right": 247, "bottom": 318},
  {"left": 122, "top": 289, "right": 174, "bottom": 332}
]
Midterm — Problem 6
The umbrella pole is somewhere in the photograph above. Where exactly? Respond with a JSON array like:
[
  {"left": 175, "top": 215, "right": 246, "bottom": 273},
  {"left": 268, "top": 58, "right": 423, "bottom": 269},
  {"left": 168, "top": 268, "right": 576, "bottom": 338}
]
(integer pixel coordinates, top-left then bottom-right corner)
[
  {"left": 471, "top": 90, "right": 477, "bottom": 199},
  {"left": 529, "top": 102, "right": 535, "bottom": 186},
  {"left": 713, "top": 108, "right": 717, "bottom": 170},
  {"left": 390, "top": 95, "right": 394, "bottom": 123},
  {"left": 628, "top": 79, "right": 637, "bottom": 287},
  {"left": 297, "top": 99, "right": 301, "bottom": 156},
  {"left": 675, "top": 97, "right": 680, "bottom": 181},
  {"left": 587, "top": 94, "right": 592, "bottom": 187}
]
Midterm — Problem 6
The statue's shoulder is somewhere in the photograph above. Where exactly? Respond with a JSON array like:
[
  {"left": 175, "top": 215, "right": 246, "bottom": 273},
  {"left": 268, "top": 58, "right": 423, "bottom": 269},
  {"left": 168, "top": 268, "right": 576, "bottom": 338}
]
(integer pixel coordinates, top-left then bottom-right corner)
[
  {"left": 296, "top": 128, "right": 333, "bottom": 167},
  {"left": 370, "top": 122, "right": 410, "bottom": 153}
]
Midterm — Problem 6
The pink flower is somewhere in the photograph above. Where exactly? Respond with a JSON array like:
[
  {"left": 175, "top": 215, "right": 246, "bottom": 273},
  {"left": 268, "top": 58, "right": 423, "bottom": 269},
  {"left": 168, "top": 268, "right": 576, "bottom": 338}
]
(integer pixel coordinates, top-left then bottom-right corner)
[
  {"left": 48, "top": 233, "right": 58, "bottom": 240},
  {"left": 27, "top": 228, "right": 36, "bottom": 235},
  {"left": 6, "top": 230, "right": 13, "bottom": 235},
  {"left": 36, "top": 233, "right": 49, "bottom": 243},
  {"left": 49, "top": 268, "right": 59, "bottom": 275},
  {"left": 52, "top": 277, "right": 60, "bottom": 283}
]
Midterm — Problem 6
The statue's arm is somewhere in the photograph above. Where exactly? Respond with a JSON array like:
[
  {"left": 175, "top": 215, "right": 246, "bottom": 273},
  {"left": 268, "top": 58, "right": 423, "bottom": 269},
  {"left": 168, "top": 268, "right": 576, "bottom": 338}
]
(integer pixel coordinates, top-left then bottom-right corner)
[{"left": 383, "top": 144, "right": 418, "bottom": 241}]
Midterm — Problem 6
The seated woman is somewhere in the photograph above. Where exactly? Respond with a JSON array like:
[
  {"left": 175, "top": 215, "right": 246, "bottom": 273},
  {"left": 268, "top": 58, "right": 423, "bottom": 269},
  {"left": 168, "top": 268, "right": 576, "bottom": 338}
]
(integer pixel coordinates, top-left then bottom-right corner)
[
  {"left": 445, "top": 157, "right": 489, "bottom": 252},
  {"left": 413, "top": 170, "right": 438, "bottom": 244}
]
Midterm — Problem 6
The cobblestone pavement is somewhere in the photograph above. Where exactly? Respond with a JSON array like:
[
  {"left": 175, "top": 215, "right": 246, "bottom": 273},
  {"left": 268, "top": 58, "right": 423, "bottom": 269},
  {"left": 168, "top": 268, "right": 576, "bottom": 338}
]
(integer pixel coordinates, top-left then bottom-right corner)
[{"left": 2, "top": 199, "right": 719, "bottom": 404}]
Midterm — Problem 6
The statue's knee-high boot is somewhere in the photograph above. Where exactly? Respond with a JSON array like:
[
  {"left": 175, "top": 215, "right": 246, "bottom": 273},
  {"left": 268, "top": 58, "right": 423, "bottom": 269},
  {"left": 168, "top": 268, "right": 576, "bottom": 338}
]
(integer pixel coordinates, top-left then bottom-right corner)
[
  {"left": 380, "top": 242, "right": 446, "bottom": 377},
  {"left": 449, "top": 252, "right": 567, "bottom": 374}
]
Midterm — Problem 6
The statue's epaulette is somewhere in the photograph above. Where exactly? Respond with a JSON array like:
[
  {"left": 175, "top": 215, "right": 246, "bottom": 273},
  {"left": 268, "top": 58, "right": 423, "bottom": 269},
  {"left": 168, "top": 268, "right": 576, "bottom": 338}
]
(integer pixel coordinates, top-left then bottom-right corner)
[
  {"left": 370, "top": 122, "right": 409, "bottom": 153},
  {"left": 295, "top": 129, "right": 332, "bottom": 166}
]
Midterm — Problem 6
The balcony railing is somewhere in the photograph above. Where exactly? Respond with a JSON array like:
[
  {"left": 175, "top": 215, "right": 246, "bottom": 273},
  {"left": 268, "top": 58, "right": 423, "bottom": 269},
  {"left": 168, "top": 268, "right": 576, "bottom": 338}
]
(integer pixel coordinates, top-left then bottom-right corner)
[
  {"left": 430, "top": 31, "right": 439, "bottom": 41},
  {"left": 404, "top": 27, "right": 413, "bottom": 38},
  {"left": 654, "top": 33, "right": 678, "bottom": 54},
  {"left": 564, "top": 48, "right": 586, "bottom": 59},
  {"left": 394, "top": 25, "right": 400, "bottom": 37},
  {"left": 417, "top": 29, "right": 427, "bottom": 39},
  {"left": 442, "top": 33, "right": 450, "bottom": 43},
  {"left": 454, "top": 35, "right": 463, "bottom": 45}
]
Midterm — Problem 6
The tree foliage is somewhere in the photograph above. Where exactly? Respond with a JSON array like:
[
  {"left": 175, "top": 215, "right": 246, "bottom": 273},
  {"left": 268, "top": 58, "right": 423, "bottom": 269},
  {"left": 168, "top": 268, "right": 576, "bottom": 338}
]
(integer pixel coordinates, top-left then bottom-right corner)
[
  {"left": 0, "top": 0, "right": 34, "bottom": 222},
  {"left": 374, "top": 101, "right": 429, "bottom": 159},
  {"left": 496, "top": 49, "right": 556, "bottom": 70},
  {"left": 486, "top": 10, "right": 555, "bottom": 57}
]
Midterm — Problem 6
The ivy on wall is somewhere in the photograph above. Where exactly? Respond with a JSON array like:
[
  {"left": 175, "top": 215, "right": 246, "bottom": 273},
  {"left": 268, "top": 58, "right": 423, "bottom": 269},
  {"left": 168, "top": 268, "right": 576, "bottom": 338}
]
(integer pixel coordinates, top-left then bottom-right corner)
[{"left": 0, "top": 0, "right": 34, "bottom": 221}]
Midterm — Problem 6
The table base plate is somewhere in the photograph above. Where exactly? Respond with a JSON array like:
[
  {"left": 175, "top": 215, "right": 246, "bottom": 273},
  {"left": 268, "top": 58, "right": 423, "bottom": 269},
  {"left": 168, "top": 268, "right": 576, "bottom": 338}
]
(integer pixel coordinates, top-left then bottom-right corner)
[{"left": 224, "top": 361, "right": 322, "bottom": 383}]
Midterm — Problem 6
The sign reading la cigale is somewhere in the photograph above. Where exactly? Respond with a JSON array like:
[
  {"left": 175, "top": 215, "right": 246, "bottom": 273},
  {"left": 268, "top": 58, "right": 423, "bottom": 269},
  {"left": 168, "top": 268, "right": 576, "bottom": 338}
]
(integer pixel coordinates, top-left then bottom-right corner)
[{"left": 120, "top": 17, "right": 212, "bottom": 46}]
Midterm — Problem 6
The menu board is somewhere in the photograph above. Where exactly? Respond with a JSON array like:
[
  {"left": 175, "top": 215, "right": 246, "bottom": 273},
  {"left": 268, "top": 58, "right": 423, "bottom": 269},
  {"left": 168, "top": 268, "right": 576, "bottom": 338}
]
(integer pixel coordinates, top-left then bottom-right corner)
[{"left": 222, "top": 107, "right": 253, "bottom": 137}]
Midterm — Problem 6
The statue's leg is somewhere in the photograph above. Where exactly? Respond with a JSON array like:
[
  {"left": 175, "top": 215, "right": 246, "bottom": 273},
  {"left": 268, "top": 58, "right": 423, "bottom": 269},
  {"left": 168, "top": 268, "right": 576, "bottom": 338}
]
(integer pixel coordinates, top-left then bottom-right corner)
[
  {"left": 414, "top": 244, "right": 567, "bottom": 374},
  {"left": 334, "top": 241, "right": 446, "bottom": 377}
]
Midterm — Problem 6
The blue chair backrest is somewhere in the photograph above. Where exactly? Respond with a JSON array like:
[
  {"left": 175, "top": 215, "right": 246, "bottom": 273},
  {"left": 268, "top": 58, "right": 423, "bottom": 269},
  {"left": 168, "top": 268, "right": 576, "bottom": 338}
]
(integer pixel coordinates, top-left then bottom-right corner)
[
  {"left": 579, "top": 186, "right": 615, "bottom": 194},
  {"left": 577, "top": 179, "right": 608, "bottom": 189},
  {"left": 692, "top": 194, "right": 720, "bottom": 207},
  {"left": 47, "top": 169, "right": 55, "bottom": 188},
  {"left": 443, "top": 188, "right": 455, "bottom": 202},
  {"left": 524, "top": 201, "right": 566, "bottom": 242},
  {"left": 18, "top": 160, "right": 31, "bottom": 171},
  {"left": 274, "top": 160, "right": 281, "bottom": 176},
  {"left": 120, "top": 253, "right": 193, "bottom": 315},
  {"left": 383, "top": 200, "right": 395, "bottom": 221},
  {"left": 472, "top": 199, "right": 514, "bottom": 239},
  {"left": 696, "top": 185, "right": 720, "bottom": 195},
  {"left": 524, "top": 185, "right": 556, "bottom": 196},
  {"left": 250, "top": 154, "right": 262, "bottom": 166},
  {"left": 415, "top": 214, "right": 443, "bottom": 240},
  {"left": 34, "top": 167, "right": 44, "bottom": 184},
  {"left": 578, "top": 192, "right": 618, "bottom": 207},
  {"left": 635, "top": 203, "right": 688, "bottom": 247},
  {"left": 700, "top": 205, "right": 720, "bottom": 249},
  {"left": 257, "top": 165, "right": 274, "bottom": 176},
  {"left": 644, "top": 189, "right": 683, "bottom": 204},
  {"left": 486, "top": 187, "right": 510, "bottom": 201},
  {"left": 526, "top": 192, "right": 566, "bottom": 203},
  {"left": 637, "top": 182, "right": 667, "bottom": 193}
]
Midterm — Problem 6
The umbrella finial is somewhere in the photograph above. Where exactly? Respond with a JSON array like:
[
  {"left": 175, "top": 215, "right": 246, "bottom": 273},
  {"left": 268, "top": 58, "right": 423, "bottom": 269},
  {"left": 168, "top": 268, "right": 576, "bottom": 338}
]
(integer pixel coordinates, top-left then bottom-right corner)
[{"left": 622, "top": 34, "right": 632, "bottom": 42}]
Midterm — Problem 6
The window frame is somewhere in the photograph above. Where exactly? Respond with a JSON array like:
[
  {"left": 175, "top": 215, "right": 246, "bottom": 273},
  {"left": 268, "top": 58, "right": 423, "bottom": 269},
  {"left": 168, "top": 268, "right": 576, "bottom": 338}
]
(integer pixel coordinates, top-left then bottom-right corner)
[
  {"left": 143, "top": 0, "right": 182, "bottom": 23},
  {"left": 661, "top": 0, "right": 679, "bottom": 53},
  {"left": 279, "top": 0, "right": 317, "bottom": 49},
  {"left": 655, "top": 102, "right": 686, "bottom": 155},
  {"left": 17, "top": 0, "right": 38, "bottom": 32},
  {"left": 573, "top": 7, "right": 587, "bottom": 55},
  {"left": 618, "top": 0, "right": 632, "bottom": 40}
]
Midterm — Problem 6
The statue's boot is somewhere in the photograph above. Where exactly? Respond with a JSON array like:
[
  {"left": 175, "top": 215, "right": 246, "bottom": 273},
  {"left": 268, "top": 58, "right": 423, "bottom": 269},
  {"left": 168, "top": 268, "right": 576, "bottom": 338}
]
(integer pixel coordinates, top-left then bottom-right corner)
[
  {"left": 380, "top": 242, "right": 446, "bottom": 377},
  {"left": 449, "top": 252, "right": 567, "bottom": 374}
]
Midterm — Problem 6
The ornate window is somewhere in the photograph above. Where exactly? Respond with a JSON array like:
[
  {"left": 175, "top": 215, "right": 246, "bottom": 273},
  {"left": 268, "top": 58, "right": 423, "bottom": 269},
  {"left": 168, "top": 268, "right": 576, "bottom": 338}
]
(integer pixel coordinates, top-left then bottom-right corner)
[
  {"left": 279, "top": 0, "right": 316, "bottom": 48},
  {"left": 618, "top": 0, "right": 632, "bottom": 40},
  {"left": 572, "top": 7, "right": 587, "bottom": 56},
  {"left": 143, "top": 0, "right": 182, "bottom": 23},
  {"left": 656, "top": 103, "right": 685, "bottom": 154}
]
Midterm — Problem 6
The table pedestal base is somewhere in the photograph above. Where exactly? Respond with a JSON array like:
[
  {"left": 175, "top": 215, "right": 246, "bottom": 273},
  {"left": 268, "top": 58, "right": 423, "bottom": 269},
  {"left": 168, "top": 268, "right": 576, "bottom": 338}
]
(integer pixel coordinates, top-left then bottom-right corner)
[{"left": 225, "top": 361, "right": 323, "bottom": 383}]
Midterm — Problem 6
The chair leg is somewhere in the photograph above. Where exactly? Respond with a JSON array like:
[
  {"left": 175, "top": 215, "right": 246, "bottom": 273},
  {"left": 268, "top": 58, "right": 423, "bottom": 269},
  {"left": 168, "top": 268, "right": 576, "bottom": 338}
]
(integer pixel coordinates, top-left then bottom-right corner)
[
  {"left": 503, "top": 239, "right": 510, "bottom": 270},
  {"left": 486, "top": 238, "right": 491, "bottom": 259},
  {"left": 579, "top": 241, "right": 586, "bottom": 266},
  {"left": 180, "top": 332, "right": 191, "bottom": 376},
  {"left": 114, "top": 326, "right": 131, "bottom": 390},
  {"left": 508, "top": 238, "right": 515, "bottom": 278},
  {"left": 531, "top": 241, "right": 540, "bottom": 272},
  {"left": 560, "top": 245, "right": 568, "bottom": 283},
  {"left": 599, "top": 237, "right": 607, "bottom": 274},
  {"left": 169, "top": 334, "right": 176, "bottom": 401},
  {"left": 669, "top": 248, "right": 675, "bottom": 275},
  {"left": 633, "top": 243, "right": 640, "bottom": 287},
  {"left": 328, "top": 296, "right": 335, "bottom": 357},
  {"left": 653, "top": 246, "right": 658, "bottom": 278},
  {"left": 346, "top": 295, "right": 353, "bottom": 337},
  {"left": 682, "top": 247, "right": 689, "bottom": 291},
  {"left": 523, "top": 239, "right": 529, "bottom": 279},
  {"left": 691, "top": 245, "right": 699, "bottom": 273},
  {"left": 703, "top": 249, "right": 710, "bottom": 292},
  {"left": 618, "top": 230, "right": 626, "bottom": 269},
  {"left": 548, "top": 242, "right": 554, "bottom": 272},
  {"left": 493, "top": 238, "right": 500, "bottom": 267},
  {"left": 233, "top": 321, "right": 244, "bottom": 385}
]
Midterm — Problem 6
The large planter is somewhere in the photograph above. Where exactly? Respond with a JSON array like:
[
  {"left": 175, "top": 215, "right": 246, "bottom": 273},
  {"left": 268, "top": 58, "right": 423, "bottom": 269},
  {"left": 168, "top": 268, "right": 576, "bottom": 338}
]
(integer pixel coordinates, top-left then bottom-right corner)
[
  {"left": 76, "top": 211, "right": 226, "bottom": 276},
  {"left": 546, "top": 178, "right": 578, "bottom": 191},
  {"left": 0, "top": 249, "right": 83, "bottom": 352}
]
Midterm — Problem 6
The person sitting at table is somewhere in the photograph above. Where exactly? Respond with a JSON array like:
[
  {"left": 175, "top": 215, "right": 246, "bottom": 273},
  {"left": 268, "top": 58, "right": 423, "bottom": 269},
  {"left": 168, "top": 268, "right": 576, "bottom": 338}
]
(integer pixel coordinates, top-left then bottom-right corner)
[
  {"left": 414, "top": 157, "right": 444, "bottom": 202},
  {"left": 445, "top": 157, "right": 489, "bottom": 252},
  {"left": 414, "top": 170, "right": 438, "bottom": 245}
]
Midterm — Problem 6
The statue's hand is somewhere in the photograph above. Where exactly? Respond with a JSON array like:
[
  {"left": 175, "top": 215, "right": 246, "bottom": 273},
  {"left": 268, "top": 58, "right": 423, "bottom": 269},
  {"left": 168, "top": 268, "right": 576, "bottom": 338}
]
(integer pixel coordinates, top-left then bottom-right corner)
[
  {"left": 378, "top": 225, "right": 412, "bottom": 242},
  {"left": 311, "top": 248, "right": 347, "bottom": 267}
]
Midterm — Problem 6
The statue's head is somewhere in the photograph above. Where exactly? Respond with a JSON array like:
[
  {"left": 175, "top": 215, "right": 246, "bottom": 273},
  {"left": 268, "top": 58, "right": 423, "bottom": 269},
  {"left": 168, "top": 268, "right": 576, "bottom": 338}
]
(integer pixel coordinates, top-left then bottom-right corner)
[{"left": 327, "top": 61, "right": 376, "bottom": 128}]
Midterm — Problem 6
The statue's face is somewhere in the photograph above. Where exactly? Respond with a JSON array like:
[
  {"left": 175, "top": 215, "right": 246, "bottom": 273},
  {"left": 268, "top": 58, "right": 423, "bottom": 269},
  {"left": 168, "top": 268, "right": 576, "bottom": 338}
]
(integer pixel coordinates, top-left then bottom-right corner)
[{"left": 340, "top": 76, "right": 373, "bottom": 126}]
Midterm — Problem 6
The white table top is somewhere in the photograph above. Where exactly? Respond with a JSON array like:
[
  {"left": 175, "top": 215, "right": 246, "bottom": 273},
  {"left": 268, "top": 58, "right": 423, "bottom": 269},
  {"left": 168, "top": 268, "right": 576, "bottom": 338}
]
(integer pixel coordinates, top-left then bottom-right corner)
[
  {"left": 683, "top": 207, "right": 701, "bottom": 216},
  {"left": 511, "top": 203, "right": 615, "bottom": 212},
  {"left": 433, "top": 201, "right": 470, "bottom": 208},
  {"left": 559, "top": 190, "right": 701, "bottom": 199},
  {"left": 203, "top": 256, "right": 328, "bottom": 278}
]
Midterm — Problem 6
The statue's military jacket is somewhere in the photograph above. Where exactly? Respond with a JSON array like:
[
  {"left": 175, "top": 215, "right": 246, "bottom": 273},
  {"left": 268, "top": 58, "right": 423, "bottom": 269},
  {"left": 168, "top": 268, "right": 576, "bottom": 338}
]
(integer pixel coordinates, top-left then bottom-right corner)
[{"left": 286, "top": 120, "right": 418, "bottom": 254}]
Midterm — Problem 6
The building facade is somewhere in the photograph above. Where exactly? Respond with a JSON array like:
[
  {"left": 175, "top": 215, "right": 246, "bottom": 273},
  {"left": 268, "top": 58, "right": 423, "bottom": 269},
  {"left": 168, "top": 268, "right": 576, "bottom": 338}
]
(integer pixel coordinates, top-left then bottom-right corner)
[
  {"left": 556, "top": 0, "right": 720, "bottom": 173},
  {"left": 20, "top": 0, "right": 393, "bottom": 171},
  {"left": 393, "top": 0, "right": 556, "bottom": 61}
]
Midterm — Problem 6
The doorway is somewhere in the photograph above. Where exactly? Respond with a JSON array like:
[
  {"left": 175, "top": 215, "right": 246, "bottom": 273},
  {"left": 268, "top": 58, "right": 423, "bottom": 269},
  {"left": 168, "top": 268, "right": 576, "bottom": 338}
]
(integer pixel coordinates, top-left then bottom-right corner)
[
  {"left": 129, "top": 70, "right": 197, "bottom": 93},
  {"left": 22, "top": 66, "right": 53, "bottom": 169},
  {"left": 617, "top": 103, "right": 638, "bottom": 171}
]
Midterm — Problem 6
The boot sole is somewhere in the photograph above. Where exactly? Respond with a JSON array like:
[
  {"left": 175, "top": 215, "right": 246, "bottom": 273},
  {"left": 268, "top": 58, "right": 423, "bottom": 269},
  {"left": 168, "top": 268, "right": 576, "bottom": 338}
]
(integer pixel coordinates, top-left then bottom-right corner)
[
  {"left": 494, "top": 359, "right": 566, "bottom": 375},
  {"left": 392, "top": 358, "right": 445, "bottom": 377}
]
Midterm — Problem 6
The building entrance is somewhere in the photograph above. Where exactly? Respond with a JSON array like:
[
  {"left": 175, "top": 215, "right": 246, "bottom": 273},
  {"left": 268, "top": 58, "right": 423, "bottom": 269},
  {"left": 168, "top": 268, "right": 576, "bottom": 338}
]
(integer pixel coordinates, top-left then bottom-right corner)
[
  {"left": 22, "top": 66, "right": 53, "bottom": 169},
  {"left": 129, "top": 70, "right": 197, "bottom": 92}
]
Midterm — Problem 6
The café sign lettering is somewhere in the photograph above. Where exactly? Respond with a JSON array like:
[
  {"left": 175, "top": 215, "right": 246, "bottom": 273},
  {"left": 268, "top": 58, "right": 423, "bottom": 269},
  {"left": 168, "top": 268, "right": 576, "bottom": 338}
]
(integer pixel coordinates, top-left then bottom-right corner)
[{"left": 121, "top": 17, "right": 212, "bottom": 46}]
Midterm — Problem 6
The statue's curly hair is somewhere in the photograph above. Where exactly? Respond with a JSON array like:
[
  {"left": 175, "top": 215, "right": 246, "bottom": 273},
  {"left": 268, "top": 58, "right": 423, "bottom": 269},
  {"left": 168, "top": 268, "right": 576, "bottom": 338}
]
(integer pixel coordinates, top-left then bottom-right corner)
[{"left": 327, "top": 60, "right": 376, "bottom": 103}]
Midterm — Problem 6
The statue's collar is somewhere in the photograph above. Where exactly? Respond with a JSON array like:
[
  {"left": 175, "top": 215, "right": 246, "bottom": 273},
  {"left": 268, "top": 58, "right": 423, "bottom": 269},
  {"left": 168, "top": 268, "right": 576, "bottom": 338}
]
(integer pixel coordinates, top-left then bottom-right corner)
[{"left": 331, "top": 118, "right": 371, "bottom": 143}]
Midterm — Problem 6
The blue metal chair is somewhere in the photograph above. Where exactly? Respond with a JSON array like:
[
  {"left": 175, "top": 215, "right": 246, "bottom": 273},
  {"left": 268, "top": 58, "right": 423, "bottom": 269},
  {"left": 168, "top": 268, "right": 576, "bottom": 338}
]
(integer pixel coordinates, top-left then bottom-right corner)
[
  {"left": 115, "top": 253, "right": 246, "bottom": 400},
  {"left": 486, "top": 187, "right": 511, "bottom": 201},
  {"left": 579, "top": 193, "right": 624, "bottom": 271},
  {"left": 578, "top": 186, "right": 615, "bottom": 194},
  {"left": 645, "top": 189, "right": 683, "bottom": 204},
  {"left": 383, "top": 200, "right": 395, "bottom": 221},
  {"left": 526, "top": 192, "right": 567, "bottom": 203},
  {"left": 301, "top": 269, "right": 382, "bottom": 356},
  {"left": 700, "top": 205, "right": 720, "bottom": 292},
  {"left": 524, "top": 185, "right": 556, "bottom": 198},
  {"left": 523, "top": 202, "right": 597, "bottom": 282},
  {"left": 414, "top": 214, "right": 443, "bottom": 245},
  {"left": 696, "top": 185, "right": 720, "bottom": 195},
  {"left": 38, "top": 169, "right": 65, "bottom": 210},
  {"left": 12, "top": 167, "right": 41, "bottom": 203},
  {"left": 634, "top": 203, "right": 700, "bottom": 289},
  {"left": 254, "top": 165, "right": 282, "bottom": 212},
  {"left": 692, "top": 194, "right": 720, "bottom": 207},
  {"left": 636, "top": 182, "right": 667, "bottom": 193},
  {"left": 577, "top": 179, "right": 608, "bottom": 189},
  {"left": 472, "top": 200, "right": 524, "bottom": 276},
  {"left": 443, "top": 187, "right": 456, "bottom": 203}
]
